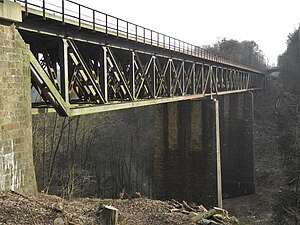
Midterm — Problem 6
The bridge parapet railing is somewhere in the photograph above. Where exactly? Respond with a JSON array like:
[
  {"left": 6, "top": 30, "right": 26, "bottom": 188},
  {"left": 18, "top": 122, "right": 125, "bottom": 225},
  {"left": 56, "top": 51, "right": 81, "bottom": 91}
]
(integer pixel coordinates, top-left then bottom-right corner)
[{"left": 12, "top": 0, "right": 263, "bottom": 74}]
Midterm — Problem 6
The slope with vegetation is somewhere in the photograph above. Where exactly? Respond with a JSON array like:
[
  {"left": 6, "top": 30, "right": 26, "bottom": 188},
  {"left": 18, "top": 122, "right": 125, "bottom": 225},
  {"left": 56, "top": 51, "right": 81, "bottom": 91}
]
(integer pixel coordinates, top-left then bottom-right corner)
[{"left": 224, "top": 27, "right": 300, "bottom": 225}]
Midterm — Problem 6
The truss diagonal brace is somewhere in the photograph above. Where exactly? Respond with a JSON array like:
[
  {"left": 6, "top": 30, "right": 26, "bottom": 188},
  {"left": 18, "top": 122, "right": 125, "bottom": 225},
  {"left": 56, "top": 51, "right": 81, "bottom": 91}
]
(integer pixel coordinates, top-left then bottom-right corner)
[
  {"left": 67, "top": 39, "right": 106, "bottom": 103},
  {"left": 30, "top": 52, "right": 71, "bottom": 116}
]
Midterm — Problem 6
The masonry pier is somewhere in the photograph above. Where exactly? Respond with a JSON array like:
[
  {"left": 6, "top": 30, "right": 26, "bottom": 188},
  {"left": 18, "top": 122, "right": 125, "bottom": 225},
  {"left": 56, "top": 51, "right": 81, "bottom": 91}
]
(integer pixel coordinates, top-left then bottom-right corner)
[
  {"left": 220, "top": 93, "right": 255, "bottom": 198},
  {"left": 154, "top": 99, "right": 223, "bottom": 207},
  {"left": 0, "top": 0, "right": 37, "bottom": 194},
  {"left": 153, "top": 93, "right": 255, "bottom": 206}
]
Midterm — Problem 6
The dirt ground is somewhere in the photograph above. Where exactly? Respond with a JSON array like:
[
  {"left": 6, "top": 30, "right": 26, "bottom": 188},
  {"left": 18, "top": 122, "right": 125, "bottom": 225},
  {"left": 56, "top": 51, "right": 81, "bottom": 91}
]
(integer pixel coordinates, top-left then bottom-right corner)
[{"left": 0, "top": 191, "right": 192, "bottom": 225}]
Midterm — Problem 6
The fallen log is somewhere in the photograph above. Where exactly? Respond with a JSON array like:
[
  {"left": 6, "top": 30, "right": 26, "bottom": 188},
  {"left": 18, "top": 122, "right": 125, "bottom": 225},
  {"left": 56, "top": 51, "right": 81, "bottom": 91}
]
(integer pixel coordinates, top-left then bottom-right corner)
[{"left": 190, "top": 207, "right": 228, "bottom": 223}]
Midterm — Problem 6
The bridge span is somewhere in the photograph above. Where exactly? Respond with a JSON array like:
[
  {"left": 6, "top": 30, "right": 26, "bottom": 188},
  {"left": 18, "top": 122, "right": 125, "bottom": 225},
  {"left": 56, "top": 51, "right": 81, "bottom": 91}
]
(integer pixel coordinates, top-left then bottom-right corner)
[
  {"left": 0, "top": 0, "right": 265, "bottom": 207},
  {"left": 13, "top": 0, "right": 264, "bottom": 116}
]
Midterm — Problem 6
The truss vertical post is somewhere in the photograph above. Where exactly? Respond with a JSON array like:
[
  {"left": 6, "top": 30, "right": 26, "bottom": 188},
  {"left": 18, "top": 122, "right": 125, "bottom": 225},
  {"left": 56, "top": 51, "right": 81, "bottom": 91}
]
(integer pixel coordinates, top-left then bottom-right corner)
[
  {"left": 209, "top": 66, "right": 213, "bottom": 95},
  {"left": 201, "top": 65, "right": 204, "bottom": 93},
  {"left": 221, "top": 68, "right": 225, "bottom": 91},
  {"left": 192, "top": 63, "right": 195, "bottom": 94},
  {"left": 152, "top": 56, "right": 156, "bottom": 98},
  {"left": 182, "top": 61, "right": 185, "bottom": 95},
  {"left": 131, "top": 51, "right": 136, "bottom": 99},
  {"left": 246, "top": 73, "right": 250, "bottom": 90},
  {"left": 59, "top": 38, "right": 69, "bottom": 104},
  {"left": 215, "top": 67, "right": 218, "bottom": 94},
  {"left": 167, "top": 59, "right": 172, "bottom": 97},
  {"left": 230, "top": 70, "right": 234, "bottom": 90},
  {"left": 100, "top": 46, "right": 108, "bottom": 102}
]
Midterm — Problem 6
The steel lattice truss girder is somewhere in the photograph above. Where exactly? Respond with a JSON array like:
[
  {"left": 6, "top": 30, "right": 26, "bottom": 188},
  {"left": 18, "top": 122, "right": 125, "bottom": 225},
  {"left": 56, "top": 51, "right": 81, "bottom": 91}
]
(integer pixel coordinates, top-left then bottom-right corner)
[{"left": 29, "top": 37, "right": 264, "bottom": 116}]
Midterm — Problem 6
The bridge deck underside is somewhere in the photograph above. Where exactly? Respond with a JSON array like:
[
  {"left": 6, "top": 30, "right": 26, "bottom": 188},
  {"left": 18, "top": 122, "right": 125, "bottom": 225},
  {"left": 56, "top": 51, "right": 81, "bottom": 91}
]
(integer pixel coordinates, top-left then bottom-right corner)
[{"left": 17, "top": 11, "right": 264, "bottom": 116}]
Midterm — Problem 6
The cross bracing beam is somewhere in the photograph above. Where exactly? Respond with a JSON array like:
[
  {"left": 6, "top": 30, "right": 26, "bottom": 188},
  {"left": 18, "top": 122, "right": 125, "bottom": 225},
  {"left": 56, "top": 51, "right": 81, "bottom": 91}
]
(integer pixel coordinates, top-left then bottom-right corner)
[
  {"left": 30, "top": 51, "right": 71, "bottom": 116},
  {"left": 26, "top": 33, "right": 264, "bottom": 116}
]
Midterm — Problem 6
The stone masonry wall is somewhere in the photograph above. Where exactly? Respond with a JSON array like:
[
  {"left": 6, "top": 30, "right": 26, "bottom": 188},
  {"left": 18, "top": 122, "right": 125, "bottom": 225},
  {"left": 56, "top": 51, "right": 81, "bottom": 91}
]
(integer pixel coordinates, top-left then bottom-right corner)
[
  {"left": 220, "top": 93, "right": 255, "bottom": 198},
  {"left": 153, "top": 100, "right": 221, "bottom": 207},
  {"left": 0, "top": 21, "right": 37, "bottom": 194},
  {"left": 153, "top": 104, "right": 167, "bottom": 199}
]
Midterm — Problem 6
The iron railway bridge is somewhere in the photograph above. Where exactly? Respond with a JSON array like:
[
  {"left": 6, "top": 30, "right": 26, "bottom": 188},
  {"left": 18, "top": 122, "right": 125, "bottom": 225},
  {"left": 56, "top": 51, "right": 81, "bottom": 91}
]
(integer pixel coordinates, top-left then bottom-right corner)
[{"left": 14, "top": 0, "right": 264, "bottom": 116}]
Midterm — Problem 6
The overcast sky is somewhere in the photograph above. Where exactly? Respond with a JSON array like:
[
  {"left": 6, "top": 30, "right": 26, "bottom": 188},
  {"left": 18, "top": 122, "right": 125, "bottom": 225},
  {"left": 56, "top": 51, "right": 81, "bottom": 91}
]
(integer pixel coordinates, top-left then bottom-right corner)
[{"left": 72, "top": 0, "right": 300, "bottom": 66}]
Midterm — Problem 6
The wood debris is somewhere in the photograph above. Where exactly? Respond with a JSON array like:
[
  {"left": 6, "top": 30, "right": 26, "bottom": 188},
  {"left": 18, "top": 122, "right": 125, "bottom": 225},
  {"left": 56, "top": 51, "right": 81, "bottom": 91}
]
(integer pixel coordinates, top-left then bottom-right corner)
[{"left": 167, "top": 200, "right": 238, "bottom": 224}]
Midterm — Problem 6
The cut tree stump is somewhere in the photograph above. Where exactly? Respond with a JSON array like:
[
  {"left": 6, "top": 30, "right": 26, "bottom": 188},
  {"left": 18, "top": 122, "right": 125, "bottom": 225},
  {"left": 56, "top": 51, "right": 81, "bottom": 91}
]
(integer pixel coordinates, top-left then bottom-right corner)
[{"left": 101, "top": 205, "right": 119, "bottom": 225}]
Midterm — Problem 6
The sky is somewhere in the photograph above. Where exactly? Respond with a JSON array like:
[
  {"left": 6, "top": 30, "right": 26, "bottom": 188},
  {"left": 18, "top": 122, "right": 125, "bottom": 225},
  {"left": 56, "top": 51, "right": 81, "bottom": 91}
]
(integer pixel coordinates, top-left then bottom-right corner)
[{"left": 70, "top": 0, "right": 300, "bottom": 66}]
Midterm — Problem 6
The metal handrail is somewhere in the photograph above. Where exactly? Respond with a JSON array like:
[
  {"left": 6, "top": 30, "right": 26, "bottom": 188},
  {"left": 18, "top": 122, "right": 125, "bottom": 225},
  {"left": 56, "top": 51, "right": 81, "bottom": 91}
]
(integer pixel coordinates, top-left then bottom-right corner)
[{"left": 13, "top": 0, "right": 263, "bottom": 74}]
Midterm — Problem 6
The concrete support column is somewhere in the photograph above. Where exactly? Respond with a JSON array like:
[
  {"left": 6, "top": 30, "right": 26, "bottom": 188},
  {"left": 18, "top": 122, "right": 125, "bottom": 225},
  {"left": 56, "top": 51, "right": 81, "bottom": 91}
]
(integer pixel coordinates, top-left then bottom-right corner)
[
  {"left": 0, "top": 0, "right": 37, "bottom": 194},
  {"left": 202, "top": 99, "right": 222, "bottom": 207}
]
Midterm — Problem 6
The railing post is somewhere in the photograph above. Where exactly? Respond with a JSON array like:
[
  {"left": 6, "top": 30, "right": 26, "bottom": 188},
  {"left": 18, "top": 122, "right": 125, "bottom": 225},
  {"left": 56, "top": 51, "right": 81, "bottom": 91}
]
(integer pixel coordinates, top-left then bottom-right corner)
[
  {"left": 135, "top": 24, "right": 137, "bottom": 42},
  {"left": 78, "top": 4, "right": 81, "bottom": 29},
  {"left": 126, "top": 22, "right": 129, "bottom": 40},
  {"left": 116, "top": 18, "right": 119, "bottom": 37},
  {"left": 62, "top": 0, "right": 65, "bottom": 24},
  {"left": 174, "top": 38, "right": 176, "bottom": 51},
  {"left": 92, "top": 10, "right": 95, "bottom": 31},
  {"left": 42, "top": 0, "right": 45, "bottom": 20},
  {"left": 25, "top": 0, "right": 28, "bottom": 16},
  {"left": 105, "top": 14, "right": 108, "bottom": 34}
]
